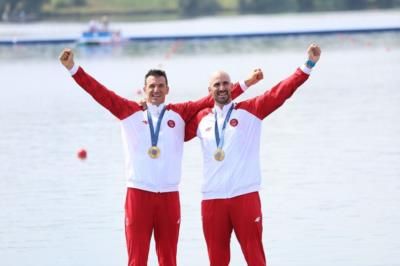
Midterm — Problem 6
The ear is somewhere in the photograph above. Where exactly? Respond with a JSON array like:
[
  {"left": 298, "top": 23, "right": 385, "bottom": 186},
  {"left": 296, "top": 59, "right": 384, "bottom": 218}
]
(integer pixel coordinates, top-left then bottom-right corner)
[{"left": 208, "top": 87, "right": 212, "bottom": 93}]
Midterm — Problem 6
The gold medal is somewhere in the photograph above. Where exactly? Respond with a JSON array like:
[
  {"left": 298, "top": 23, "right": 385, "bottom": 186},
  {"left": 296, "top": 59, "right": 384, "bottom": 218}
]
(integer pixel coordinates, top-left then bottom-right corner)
[
  {"left": 148, "top": 146, "right": 161, "bottom": 159},
  {"left": 214, "top": 148, "right": 225, "bottom": 161}
]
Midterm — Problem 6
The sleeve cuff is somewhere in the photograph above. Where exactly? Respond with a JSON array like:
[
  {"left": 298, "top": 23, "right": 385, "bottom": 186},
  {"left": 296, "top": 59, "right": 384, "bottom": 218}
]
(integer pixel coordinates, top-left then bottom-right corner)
[
  {"left": 239, "top": 80, "right": 248, "bottom": 91},
  {"left": 300, "top": 64, "right": 312, "bottom": 75},
  {"left": 69, "top": 64, "right": 79, "bottom": 76}
]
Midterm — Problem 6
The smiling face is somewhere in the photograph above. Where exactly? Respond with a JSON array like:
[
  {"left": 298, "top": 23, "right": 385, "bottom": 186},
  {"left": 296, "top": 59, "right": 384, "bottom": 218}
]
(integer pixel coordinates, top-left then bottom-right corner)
[
  {"left": 208, "top": 71, "right": 232, "bottom": 108},
  {"left": 143, "top": 74, "right": 169, "bottom": 106}
]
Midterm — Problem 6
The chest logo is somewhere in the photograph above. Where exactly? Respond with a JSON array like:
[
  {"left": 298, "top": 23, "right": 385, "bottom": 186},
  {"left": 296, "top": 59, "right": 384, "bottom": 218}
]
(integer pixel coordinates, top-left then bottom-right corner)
[
  {"left": 205, "top": 126, "right": 212, "bottom": 132},
  {"left": 142, "top": 120, "right": 148, "bottom": 125},
  {"left": 167, "top": 120, "right": 176, "bottom": 128},
  {"left": 229, "top": 118, "right": 238, "bottom": 127}
]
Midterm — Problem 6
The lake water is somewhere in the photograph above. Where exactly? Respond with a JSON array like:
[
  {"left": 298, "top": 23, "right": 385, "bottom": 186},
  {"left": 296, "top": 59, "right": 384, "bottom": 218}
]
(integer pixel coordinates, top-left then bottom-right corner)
[{"left": 0, "top": 17, "right": 400, "bottom": 266}]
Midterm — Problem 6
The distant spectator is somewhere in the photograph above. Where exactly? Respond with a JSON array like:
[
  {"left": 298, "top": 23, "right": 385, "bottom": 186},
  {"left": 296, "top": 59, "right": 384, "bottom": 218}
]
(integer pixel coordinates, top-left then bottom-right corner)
[
  {"left": 2, "top": 3, "right": 10, "bottom": 22},
  {"left": 88, "top": 16, "right": 110, "bottom": 32},
  {"left": 88, "top": 19, "right": 100, "bottom": 32},
  {"left": 100, "top": 15, "right": 109, "bottom": 31}
]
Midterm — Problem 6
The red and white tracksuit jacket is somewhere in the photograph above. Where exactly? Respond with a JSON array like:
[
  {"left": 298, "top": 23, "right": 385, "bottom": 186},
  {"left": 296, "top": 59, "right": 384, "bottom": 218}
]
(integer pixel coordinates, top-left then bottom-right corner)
[
  {"left": 68, "top": 64, "right": 247, "bottom": 192},
  {"left": 185, "top": 66, "right": 311, "bottom": 200}
]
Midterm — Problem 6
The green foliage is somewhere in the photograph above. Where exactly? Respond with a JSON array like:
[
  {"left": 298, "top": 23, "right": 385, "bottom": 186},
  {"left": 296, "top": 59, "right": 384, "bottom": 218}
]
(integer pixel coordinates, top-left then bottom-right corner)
[
  {"left": 239, "top": 0, "right": 295, "bottom": 13},
  {"left": 1, "top": 0, "right": 48, "bottom": 21},
  {"left": 297, "top": 0, "right": 314, "bottom": 11},
  {"left": 85, "top": 0, "right": 177, "bottom": 9},
  {"left": 347, "top": 0, "right": 369, "bottom": 9},
  {"left": 377, "top": 0, "right": 395, "bottom": 7},
  {"left": 50, "top": 0, "right": 86, "bottom": 8},
  {"left": 238, "top": 0, "right": 400, "bottom": 13},
  {"left": 179, "top": 0, "right": 220, "bottom": 17},
  {"left": 24, "top": 0, "right": 49, "bottom": 12},
  {"left": 1, "top": 0, "right": 399, "bottom": 22}
]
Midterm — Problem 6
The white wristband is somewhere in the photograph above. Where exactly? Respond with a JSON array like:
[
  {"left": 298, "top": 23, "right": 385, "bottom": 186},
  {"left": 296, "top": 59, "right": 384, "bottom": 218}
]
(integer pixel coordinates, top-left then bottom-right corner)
[
  {"left": 239, "top": 80, "right": 248, "bottom": 91},
  {"left": 300, "top": 64, "right": 312, "bottom": 75},
  {"left": 69, "top": 64, "right": 79, "bottom": 76}
]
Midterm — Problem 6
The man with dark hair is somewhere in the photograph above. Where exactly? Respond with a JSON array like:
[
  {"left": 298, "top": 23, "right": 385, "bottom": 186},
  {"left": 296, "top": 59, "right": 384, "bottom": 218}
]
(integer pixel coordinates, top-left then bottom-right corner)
[
  {"left": 185, "top": 44, "right": 321, "bottom": 266},
  {"left": 59, "top": 48, "right": 263, "bottom": 266},
  {"left": 145, "top": 69, "right": 168, "bottom": 84}
]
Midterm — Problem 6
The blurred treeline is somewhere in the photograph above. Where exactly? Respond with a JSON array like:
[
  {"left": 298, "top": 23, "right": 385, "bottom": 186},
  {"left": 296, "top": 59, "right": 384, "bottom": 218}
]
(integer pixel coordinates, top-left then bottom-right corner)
[{"left": 1, "top": 0, "right": 399, "bottom": 22}]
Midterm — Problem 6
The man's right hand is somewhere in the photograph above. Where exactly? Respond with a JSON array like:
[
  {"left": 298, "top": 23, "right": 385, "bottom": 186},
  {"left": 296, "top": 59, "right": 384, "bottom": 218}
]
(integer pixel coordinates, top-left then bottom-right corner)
[
  {"left": 139, "top": 98, "right": 148, "bottom": 110},
  {"left": 59, "top": 48, "right": 75, "bottom": 70}
]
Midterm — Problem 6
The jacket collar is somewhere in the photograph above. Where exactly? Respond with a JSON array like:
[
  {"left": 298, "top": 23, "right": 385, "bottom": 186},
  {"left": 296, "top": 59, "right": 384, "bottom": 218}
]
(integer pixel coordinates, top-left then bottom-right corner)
[
  {"left": 214, "top": 102, "right": 234, "bottom": 118},
  {"left": 147, "top": 103, "right": 166, "bottom": 117}
]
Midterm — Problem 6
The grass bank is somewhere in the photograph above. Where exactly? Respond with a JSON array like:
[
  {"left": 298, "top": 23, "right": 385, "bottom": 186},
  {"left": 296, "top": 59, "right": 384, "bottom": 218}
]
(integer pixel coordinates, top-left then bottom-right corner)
[{"left": 42, "top": 0, "right": 238, "bottom": 21}]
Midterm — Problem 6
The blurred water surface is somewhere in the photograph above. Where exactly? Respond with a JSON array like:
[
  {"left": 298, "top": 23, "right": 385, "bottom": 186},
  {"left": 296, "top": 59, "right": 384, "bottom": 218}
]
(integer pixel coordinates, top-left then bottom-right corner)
[{"left": 0, "top": 21, "right": 400, "bottom": 266}]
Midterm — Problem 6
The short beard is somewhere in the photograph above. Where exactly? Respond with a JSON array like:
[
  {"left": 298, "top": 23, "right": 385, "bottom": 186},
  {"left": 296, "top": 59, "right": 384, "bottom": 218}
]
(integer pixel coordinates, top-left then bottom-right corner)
[{"left": 214, "top": 96, "right": 231, "bottom": 106}]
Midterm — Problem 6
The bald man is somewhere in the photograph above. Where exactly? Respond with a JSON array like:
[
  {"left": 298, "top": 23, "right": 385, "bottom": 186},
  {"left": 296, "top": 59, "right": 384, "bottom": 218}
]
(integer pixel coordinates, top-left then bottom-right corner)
[{"left": 185, "top": 44, "right": 321, "bottom": 266}]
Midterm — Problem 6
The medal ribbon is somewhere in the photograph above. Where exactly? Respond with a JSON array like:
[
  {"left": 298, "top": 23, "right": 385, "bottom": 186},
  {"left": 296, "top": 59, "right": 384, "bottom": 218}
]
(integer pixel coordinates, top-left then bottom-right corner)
[
  {"left": 214, "top": 104, "right": 234, "bottom": 149},
  {"left": 147, "top": 106, "right": 167, "bottom": 147}
]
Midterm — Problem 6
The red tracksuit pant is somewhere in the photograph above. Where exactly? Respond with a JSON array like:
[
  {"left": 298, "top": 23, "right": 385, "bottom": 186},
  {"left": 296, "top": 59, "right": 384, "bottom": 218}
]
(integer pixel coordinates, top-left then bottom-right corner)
[
  {"left": 125, "top": 188, "right": 180, "bottom": 266},
  {"left": 202, "top": 192, "right": 266, "bottom": 266}
]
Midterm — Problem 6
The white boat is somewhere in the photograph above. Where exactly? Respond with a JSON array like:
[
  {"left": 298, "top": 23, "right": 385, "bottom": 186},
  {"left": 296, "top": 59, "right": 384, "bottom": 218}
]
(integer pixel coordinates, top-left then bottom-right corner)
[{"left": 77, "top": 30, "right": 123, "bottom": 45}]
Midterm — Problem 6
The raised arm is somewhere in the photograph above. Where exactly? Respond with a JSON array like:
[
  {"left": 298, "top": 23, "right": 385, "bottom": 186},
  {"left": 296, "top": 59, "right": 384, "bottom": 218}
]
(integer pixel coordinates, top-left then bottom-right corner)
[
  {"left": 59, "top": 48, "right": 141, "bottom": 120},
  {"left": 237, "top": 44, "right": 321, "bottom": 120},
  {"left": 230, "top": 68, "right": 263, "bottom": 98}
]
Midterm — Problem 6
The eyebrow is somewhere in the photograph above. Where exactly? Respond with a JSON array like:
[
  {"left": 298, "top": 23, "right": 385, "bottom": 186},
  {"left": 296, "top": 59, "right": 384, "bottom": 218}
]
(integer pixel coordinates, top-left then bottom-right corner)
[{"left": 213, "top": 80, "right": 229, "bottom": 86}]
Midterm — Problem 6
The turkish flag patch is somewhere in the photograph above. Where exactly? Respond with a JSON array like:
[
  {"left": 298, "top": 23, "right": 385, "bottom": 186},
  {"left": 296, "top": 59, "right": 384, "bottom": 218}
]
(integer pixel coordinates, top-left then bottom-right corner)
[
  {"left": 167, "top": 120, "right": 176, "bottom": 128},
  {"left": 230, "top": 118, "right": 238, "bottom": 127}
]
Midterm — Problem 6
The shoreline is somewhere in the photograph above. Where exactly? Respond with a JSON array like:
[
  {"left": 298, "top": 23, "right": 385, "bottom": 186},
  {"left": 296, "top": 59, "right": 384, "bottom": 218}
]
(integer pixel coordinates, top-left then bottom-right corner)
[{"left": 1, "top": 10, "right": 399, "bottom": 45}]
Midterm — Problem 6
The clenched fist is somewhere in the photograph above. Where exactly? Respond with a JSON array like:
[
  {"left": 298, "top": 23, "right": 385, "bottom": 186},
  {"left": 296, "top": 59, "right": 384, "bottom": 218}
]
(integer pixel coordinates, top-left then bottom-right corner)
[
  {"left": 59, "top": 48, "right": 75, "bottom": 70},
  {"left": 307, "top": 43, "right": 321, "bottom": 63},
  {"left": 245, "top": 68, "right": 264, "bottom": 87}
]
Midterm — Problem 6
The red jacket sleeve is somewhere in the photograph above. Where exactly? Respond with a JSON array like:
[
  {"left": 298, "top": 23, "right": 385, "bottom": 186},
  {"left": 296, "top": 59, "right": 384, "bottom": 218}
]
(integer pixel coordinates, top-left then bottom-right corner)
[
  {"left": 184, "top": 108, "right": 212, "bottom": 142},
  {"left": 236, "top": 68, "right": 309, "bottom": 120},
  {"left": 169, "top": 82, "right": 244, "bottom": 123},
  {"left": 72, "top": 67, "right": 142, "bottom": 120}
]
